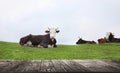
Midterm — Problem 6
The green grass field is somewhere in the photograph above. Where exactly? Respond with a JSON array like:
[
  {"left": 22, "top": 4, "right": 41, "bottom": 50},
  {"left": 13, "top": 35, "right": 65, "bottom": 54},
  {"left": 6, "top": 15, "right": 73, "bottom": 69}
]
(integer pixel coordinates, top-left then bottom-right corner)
[{"left": 0, "top": 41, "right": 120, "bottom": 60}]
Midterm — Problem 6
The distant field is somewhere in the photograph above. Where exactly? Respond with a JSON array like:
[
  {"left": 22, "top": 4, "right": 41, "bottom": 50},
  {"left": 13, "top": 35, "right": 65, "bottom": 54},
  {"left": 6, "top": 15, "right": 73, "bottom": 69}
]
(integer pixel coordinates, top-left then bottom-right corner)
[{"left": 0, "top": 41, "right": 120, "bottom": 60}]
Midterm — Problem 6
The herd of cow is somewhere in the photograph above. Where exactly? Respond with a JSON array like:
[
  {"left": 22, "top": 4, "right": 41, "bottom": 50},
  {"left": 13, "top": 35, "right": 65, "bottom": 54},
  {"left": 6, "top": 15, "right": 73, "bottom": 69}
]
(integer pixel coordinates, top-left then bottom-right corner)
[
  {"left": 19, "top": 27, "right": 120, "bottom": 48},
  {"left": 76, "top": 32, "right": 120, "bottom": 44}
]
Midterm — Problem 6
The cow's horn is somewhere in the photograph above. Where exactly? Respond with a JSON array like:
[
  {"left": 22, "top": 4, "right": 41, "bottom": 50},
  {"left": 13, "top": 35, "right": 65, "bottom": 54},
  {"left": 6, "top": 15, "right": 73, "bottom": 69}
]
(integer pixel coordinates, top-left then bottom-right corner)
[
  {"left": 56, "top": 27, "right": 59, "bottom": 30},
  {"left": 48, "top": 27, "right": 50, "bottom": 30}
]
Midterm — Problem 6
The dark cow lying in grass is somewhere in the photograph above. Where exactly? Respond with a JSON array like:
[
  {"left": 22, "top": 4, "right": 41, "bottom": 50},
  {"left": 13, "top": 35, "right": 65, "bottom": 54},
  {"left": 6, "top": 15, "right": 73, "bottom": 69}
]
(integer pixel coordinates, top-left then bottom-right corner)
[
  {"left": 19, "top": 28, "right": 59, "bottom": 48},
  {"left": 106, "top": 32, "right": 120, "bottom": 42},
  {"left": 20, "top": 34, "right": 57, "bottom": 48},
  {"left": 76, "top": 38, "right": 96, "bottom": 44}
]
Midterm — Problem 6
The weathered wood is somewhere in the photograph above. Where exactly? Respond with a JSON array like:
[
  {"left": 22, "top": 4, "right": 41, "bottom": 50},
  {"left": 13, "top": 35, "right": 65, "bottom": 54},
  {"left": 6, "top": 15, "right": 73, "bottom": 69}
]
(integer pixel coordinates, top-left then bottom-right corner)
[
  {"left": 98, "top": 60, "right": 120, "bottom": 72},
  {"left": 0, "top": 60, "right": 120, "bottom": 72},
  {"left": 101, "top": 60, "right": 120, "bottom": 72},
  {"left": 74, "top": 60, "right": 120, "bottom": 72},
  {"left": 40, "top": 60, "right": 55, "bottom": 72},
  {"left": 63, "top": 60, "right": 91, "bottom": 72},
  {"left": 52, "top": 60, "right": 68, "bottom": 72},
  {"left": 56, "top": 60, "right": 75, "bottom": 72}
]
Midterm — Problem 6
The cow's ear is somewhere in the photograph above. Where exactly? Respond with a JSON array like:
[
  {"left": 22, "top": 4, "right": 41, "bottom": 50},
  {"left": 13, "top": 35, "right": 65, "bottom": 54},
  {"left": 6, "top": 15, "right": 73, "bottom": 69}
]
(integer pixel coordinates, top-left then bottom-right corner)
[
  {"left": 56, "top": 30, "right": 60, "bottom": 33},
  {"left": 45, "top": 30, "right": 50, "bottom": 33}
]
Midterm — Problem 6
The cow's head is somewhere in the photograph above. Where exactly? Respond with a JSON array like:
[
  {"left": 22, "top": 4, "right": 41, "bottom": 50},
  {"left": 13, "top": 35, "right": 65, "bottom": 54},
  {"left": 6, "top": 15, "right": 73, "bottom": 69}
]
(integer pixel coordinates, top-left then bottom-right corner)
[
  {"left": 76, "top": 38, "right": 83, "bottom": 44},
  {"left": 45, "top": 27, "right": 60, "bottom": 39},
  {"left": 105, "top": 32, "right": 114, "bottom": 41}
]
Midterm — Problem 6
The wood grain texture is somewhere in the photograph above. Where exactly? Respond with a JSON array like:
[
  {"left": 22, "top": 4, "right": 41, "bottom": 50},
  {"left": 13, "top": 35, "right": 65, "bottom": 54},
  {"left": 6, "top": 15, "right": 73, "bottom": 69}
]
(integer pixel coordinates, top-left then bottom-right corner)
[{"left": 0, "top": 60, "right": 120, "bottom": 72}]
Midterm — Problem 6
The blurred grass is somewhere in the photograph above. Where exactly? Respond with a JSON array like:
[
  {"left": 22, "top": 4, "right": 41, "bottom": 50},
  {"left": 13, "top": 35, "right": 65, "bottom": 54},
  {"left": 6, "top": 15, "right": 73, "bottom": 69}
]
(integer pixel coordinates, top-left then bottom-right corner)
[{"left": 0, "top": 41, "right": 120, "bottom": 60}]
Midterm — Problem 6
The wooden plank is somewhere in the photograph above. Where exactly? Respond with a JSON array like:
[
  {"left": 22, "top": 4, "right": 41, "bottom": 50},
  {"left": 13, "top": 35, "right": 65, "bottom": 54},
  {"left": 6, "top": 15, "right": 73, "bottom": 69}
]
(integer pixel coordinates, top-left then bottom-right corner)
[
  {"left": 56, "top": 60, "right": 76, "bottom": 72},
  {"left": 20, "top": 60, "right": 42, "bottom": 72},
  {"left": 0, "top": 60, "right": 27, "bottom": 72},
  {"left": 0, "top": 60, "right": 11, "bottom": 72},
  {"left": 74, "top": 60, "right": 102, "bottom": 72},
  {"left": 102, "top": 60, "right": 120, "bottom": 68},
  {"left": 0, "top": 60, "right": 42, "bottom": 72},
  {"left": 40, "top": 60, "right": 56, "bottom": 72},
  {"left": 0, "top": 60, "right": 120, "bottom": 72},
  {"left": 93, "top": 60, "right": 120, "bottom": 72},
  {"left": 47, "top": 60, "right": 56, "bottom": 72},
  {"left": 51, "top": 60, "right": 68, "bottom": 72},
  {"left": 100, "top": 60, "right": 120, "bottom": 72},
  {"left": 64, "top": 60, "right": 91, "bottom": 72},
  {"left": 14, "top": 60, "right": 33, "bottom": 72},
  {"left": 74, "top": 60, "right": 120, "bottom": 72}
]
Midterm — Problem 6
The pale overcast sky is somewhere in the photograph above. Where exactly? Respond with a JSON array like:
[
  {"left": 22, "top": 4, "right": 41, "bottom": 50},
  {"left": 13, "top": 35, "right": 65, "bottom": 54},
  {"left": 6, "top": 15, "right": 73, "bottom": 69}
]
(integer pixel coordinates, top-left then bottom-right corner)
[{"left": 0, "top": 0, "right": 120, "bottom": 44}]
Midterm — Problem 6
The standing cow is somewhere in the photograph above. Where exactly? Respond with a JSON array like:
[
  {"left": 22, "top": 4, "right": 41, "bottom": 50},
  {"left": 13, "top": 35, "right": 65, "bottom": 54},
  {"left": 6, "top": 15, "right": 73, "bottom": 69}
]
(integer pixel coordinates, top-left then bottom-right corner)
[{"left": 19, "top": 28, "right": 60, "bottom": 48}]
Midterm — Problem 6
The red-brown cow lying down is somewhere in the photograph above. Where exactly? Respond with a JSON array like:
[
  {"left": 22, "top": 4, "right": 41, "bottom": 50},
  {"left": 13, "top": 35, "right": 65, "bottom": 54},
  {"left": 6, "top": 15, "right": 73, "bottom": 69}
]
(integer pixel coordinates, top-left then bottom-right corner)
[
  {"left": 19, "top": 28, "right": 60, "bottom": 48},
  {"left": 97, "top": 38, "right": 107, "bottom": 44}
]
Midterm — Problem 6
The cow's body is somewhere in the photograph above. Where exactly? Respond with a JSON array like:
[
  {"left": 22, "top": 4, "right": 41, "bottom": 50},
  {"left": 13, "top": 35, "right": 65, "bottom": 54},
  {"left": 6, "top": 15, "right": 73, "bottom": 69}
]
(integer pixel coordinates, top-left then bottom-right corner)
[
  {"left": 113, "top": 38, "right": 120, "bottom": 42},
  {"left": 106, "top": 32, "right": 120, "bottom": 42},
  {"left": 29, "top": 34, "right": 57, "bottom": 48},
  {"left": 76, "top": 38, "right": 96, "bottom": 44},
  {"left": 97, "top": 38, "right": 107, "bottom": 44},
  {"left": 20, "top": 34, "right": 57, "bottom": 48},
  {"left": 19, "top": 28, "right": 59, "bottom": 48}
]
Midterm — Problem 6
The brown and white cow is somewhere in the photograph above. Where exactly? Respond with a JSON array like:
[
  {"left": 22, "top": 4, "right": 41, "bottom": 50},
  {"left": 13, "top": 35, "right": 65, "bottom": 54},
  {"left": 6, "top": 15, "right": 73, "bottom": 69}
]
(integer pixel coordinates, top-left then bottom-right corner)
[
  {"left": 97, "top": 37, "right": 107, "bottom": 44},
  {"left": 19, "top": 28, "right": 60, "bottom": 48}
]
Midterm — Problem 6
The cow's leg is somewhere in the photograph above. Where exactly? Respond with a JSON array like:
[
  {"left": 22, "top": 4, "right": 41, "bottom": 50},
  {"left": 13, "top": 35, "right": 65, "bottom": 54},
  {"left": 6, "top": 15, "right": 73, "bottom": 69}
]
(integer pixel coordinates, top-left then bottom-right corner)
[
  {"left": 37, "top": 44, "right": 43, "bottom": 48},
  {"left": 23, "top": 44, "right": 27, "bottom": 46},
  {"left": 53, "top": 44, "right": 57, "bottom": 47},
  {"left": 40, "top": 43, "right": 48, "bottom": 48},
  {"left": 43, "top": 45, "right": 48, "bottom": 48},
  {"left": 48, "top": 45, "right": 53, "bottom": 48},
  {"left": 23, "top": 41, "right": 33, "bottom": 47}
]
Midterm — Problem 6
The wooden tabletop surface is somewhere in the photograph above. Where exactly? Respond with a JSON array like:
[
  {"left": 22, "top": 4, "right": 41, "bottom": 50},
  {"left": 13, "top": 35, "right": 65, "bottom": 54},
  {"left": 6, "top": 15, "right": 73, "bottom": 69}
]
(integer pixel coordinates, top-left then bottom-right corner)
[{"left": 0, "top": 60, "right": 120, "bottom": 72}]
